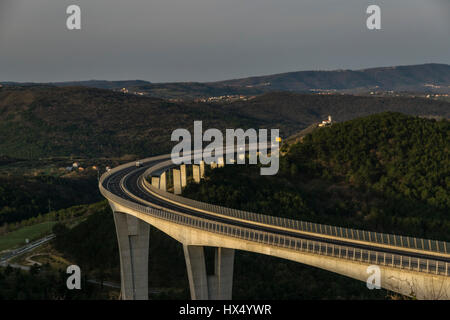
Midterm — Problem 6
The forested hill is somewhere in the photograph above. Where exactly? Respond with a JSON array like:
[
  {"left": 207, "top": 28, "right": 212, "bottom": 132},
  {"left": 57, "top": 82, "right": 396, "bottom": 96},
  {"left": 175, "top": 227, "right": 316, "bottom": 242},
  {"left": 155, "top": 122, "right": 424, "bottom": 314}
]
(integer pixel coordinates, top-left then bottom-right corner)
[
  {"left": 0, "top": 85, "right": 449, "bottom": 159},
  {"left": 0, "top": 86, "right": 258, "bottom": 159},
  {"left": 286, "top": 112, "right": 449, "bottom": 211},
  {"left": 226, "top": 92, "right": 450, "bottom": 127},
  {"left": 184, "top": 112, "right": 450, "bottom": 240}
]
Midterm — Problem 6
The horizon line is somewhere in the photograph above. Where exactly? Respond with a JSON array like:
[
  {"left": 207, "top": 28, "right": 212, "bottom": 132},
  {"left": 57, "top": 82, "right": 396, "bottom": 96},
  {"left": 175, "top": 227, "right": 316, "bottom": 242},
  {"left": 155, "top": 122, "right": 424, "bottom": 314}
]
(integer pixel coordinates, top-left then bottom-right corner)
[{"left": 1, "top": 62, "right": 449, "bottom": 85}]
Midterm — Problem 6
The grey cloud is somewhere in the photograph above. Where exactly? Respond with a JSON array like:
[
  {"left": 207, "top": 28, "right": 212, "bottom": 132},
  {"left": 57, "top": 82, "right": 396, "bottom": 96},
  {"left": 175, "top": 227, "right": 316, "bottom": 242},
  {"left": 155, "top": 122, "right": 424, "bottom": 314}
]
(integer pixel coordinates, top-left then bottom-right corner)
[{"left": 0, "top": 0, "right": 449, "bottom": 82}]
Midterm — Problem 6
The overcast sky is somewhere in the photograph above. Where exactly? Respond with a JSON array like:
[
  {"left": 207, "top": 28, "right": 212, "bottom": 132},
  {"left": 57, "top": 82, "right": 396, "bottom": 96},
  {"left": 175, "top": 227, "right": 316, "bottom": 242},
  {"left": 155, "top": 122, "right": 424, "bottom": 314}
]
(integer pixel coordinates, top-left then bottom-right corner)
[{"left": 0, "top": 0, "right": 449, "bottom": 83}]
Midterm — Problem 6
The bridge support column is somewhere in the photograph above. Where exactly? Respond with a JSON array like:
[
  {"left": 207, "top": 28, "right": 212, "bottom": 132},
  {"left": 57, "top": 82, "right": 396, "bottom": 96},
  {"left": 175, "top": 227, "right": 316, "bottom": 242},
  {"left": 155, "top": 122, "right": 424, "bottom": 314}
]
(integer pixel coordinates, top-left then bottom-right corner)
[
  {"left": 160, "top": 172, "right": 167, "bottom": 191},
  {"left": 180, "top": 164, "right": 187, "bottom": 187},
  {"left": 200, "top": 161, "right": 205, "bottom": 179},
  {"left": 218, "top": 157, "right": 224, "bottom": 168},
  {"left": 208, "top": 247, "right": 235, "bottom": 300},
  {"left": 193, "top": 165, "right": 201, "bottom": 183},
  {"left": 113, "top": 212, "right": 149, "bottom": 300},
  {"left": 183, "top": 245, "right": 209, "bottom": 300},
  {"left": 183, "top": 245, "right": 234, "bottom": 300},
  {"left": 173, "top": 168, "right": 182, "bottom": 195},
  {"left": 151, "top": 176, "right": 160, "bottom": 188}
]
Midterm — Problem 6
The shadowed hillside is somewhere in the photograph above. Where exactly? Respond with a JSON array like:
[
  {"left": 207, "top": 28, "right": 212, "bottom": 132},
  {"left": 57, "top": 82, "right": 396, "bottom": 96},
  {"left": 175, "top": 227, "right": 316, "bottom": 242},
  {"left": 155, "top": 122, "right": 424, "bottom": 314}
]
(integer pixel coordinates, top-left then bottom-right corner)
[
  {"left": 0, "top": 86, "right": 449, "bottom": 159},
  {"left": 0, "top": 86, "right": 259, "bottom": 158},
  {"left": 225, "top": 92, "right": 450, "bottom": 129}
]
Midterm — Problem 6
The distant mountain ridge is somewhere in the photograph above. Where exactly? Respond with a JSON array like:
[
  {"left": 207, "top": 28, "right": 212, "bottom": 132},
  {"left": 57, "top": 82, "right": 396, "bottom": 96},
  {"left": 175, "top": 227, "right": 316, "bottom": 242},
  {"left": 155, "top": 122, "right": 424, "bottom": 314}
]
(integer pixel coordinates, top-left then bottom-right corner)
[
  {"left": 214, "top": 63, "right": 450, "bottom": 92},
  {"left": 2, "top": 63, "right": 449, "bottom": 98}
]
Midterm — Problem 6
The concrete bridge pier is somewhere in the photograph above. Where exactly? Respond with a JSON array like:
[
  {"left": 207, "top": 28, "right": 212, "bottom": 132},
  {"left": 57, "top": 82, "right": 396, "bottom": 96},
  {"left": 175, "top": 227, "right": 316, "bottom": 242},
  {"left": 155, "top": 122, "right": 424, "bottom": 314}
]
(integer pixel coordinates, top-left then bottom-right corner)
[
  {"left": 173, "top": 168, "right": 182, "bottom": 195},
  {"left": 183, "top": 245, "right": 209, "bottom": 299},
  {"left": 113, "top": 211, "right": 150, "bottom": 300},
  {"left": 208, "top": 247, "right": 235, "bottom": 300},
  {"left": 193, "top": 165, "right": 201, "bottom": 183},
  {"left": 151, "top": 176, "right": 160, "bottom": 188},
  {"left": 180, "top": 164, "right": 187, "bottom": 187},
  {"left": 160, "top": 172, "right": 167, "bottom": 191},
  {"left": 218, "top": 157, "right": 225, "bottom": 168},
  {"left": 200, "top": 161, "right": 205, "bottom": 178},
  {"left": 183, "top": 245, "right": 235, "bottom": 300}
]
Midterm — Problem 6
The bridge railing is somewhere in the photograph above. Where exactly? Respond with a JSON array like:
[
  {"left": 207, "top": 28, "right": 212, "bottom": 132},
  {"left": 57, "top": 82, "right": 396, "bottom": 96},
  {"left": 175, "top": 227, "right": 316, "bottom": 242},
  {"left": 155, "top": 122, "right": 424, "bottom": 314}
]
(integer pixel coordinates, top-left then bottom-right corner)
[
  {"left": 142, "top": 164, "right": 449, "bottom": 256},
  {"left": 99, "top": 183, "right": 449, "bottom": 277}
]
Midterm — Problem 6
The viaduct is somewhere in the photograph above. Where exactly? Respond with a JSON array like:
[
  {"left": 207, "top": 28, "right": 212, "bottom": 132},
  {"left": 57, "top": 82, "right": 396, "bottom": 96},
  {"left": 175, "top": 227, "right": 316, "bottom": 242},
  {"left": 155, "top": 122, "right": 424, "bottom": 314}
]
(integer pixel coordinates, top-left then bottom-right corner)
[{"left": 99, "top": 148, "right": 450, "bottom": 300}]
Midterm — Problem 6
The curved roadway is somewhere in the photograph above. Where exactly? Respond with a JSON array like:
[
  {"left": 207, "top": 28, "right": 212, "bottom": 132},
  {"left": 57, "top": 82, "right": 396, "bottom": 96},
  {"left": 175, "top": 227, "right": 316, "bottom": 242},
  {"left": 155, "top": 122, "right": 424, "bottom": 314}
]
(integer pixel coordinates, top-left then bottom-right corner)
[{"left": 101, "top": 156, "right": 450, "bottom": 266}]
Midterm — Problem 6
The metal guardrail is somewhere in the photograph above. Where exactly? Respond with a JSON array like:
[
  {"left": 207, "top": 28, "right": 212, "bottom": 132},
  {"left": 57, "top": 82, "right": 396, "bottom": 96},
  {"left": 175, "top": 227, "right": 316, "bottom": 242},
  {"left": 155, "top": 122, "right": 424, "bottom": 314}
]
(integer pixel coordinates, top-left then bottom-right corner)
[
  {"left": 100, "top": 178, "right": 449, "bottom": 276},
  {"left": 142, "top": 160, "right": 449, "bottom": 256},
  {"left": 99, "top": 155, "right": 449, "bottom": 276}
]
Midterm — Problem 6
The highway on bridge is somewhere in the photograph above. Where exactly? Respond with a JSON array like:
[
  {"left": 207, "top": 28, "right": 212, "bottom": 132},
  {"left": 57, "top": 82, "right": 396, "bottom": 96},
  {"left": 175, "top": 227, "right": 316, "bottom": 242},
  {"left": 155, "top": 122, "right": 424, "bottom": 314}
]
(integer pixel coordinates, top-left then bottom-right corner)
[
  {"left": 100, "top": 152, "right": 450, "bottom": 300},
  {"left": 103, "top": 156, "right": 449, "bottom": 264}
]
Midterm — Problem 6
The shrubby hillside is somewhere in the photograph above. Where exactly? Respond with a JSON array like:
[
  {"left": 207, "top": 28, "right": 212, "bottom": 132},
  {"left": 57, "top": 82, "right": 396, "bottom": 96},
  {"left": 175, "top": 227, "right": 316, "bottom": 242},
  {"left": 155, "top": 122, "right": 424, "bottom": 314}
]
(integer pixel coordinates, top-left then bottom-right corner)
[
  {"left": 0, "top": 175, "right": 100, "bottom": 225},
  {"left": 0, "top": 86, "right": 256, "bottom": 159},
  {"left": 0, "top": 86, "right": 449, "bottom": 159}
]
